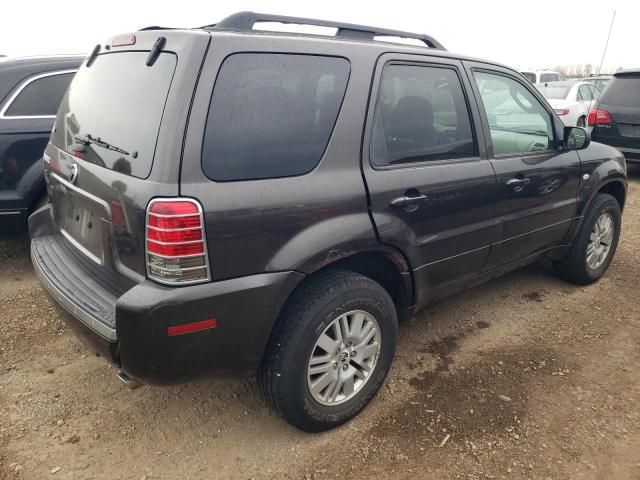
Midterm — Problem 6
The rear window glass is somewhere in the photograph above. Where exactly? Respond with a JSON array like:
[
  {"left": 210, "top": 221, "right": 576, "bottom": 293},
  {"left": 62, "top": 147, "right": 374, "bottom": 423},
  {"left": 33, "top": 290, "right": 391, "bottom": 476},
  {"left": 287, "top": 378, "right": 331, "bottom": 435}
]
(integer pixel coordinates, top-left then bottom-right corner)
[
  {"left": 521, "top": 72, "right": 536, "bottom": 83},
  {"left": 4, "top": 72, "right": 74, "bottom": 117},
  {"left": 535, "top": 84, "right": 571, "bottom": 99},
  {"left": 601, "top": 75, "right": 640, "bottom": 107},
  {"left": 51, "top": 52, "right": 177, "bottom": 179},
  {"left": 202, "top": 53, "right": 350, "bottom": 182}
]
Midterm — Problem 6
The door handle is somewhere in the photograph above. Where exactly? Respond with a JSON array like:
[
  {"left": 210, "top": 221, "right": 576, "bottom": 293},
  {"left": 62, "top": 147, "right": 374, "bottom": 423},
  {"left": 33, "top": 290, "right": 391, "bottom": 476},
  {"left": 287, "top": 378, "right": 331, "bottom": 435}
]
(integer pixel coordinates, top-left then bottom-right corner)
[
  {"left": 390, "top": 194, "right": 428, "bottom": 208},
  {"left": 506, "top": 177, "right": 531, "bottom": 190}
]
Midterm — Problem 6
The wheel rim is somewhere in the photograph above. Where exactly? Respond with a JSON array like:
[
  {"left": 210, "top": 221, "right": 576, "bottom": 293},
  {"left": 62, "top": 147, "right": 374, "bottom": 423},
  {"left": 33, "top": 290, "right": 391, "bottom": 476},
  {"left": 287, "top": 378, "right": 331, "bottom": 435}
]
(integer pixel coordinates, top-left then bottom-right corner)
[
  {"left": 578, "top": 117, "right": 586, "bottom": 127},
  {"left": 307, "top": 310, "right": 381, "bottom": 406},
  {"left": 586, "top": 212, "right": 614, "bottom": 270}
]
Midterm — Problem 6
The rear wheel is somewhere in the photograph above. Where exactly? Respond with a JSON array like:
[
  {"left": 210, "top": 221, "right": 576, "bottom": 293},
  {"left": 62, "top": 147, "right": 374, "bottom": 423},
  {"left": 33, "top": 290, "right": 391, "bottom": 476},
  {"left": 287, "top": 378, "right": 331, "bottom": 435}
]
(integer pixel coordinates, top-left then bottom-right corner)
[
  {"left": 553, "top": 193, "right": 621, "bottom": 284},
  {"left": 577, "top": 116, "right": 586, "bottom": 127},
  {"left": 259, "top": 270, "right": 397, "bottom": 432}
]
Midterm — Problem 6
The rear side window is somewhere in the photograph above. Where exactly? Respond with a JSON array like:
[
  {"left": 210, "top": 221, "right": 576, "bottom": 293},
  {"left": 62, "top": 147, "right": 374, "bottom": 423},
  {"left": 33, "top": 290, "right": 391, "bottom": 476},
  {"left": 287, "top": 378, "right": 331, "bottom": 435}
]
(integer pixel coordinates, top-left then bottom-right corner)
[
  {"left": 521, "top": 72, "right": 536, "bottom": 83},
  {"left": 371, "top": 64, "right": 475, "bottom": 166},
  {"left": 600, "top": 75, "right": 640, "bottom": 107},
  {"left": 202, "top": 54, "right": 349, "bottom": 182},
  {"left": 578, "top": 85, "right": 593, "bottom": 101},
  {"left": 4, "top": 72, "right": 74, "bottom": 117},
  {"left": 51, "top": 52, "right": 177, "bottom": 179}
]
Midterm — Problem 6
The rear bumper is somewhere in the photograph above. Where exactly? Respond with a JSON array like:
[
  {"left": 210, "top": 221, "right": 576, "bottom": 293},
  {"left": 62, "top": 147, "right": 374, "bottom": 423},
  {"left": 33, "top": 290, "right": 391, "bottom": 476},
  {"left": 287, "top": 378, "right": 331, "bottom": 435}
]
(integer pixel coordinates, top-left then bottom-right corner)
[{"left": 30, "top": 206, "right": 304, "bottom": 384}]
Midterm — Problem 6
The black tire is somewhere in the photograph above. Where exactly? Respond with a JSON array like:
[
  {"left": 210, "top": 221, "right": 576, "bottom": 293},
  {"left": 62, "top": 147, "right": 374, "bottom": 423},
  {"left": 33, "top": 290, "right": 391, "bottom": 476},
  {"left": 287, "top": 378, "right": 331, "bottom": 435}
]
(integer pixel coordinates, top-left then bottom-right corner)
[
  {"left": 577, "top": 116, "right": 586, "bottom": 128},
  {"left": 553, "top": 193, "right": 621, "bottom": 285},
  {"left": 259, "top": 269, "right": 398, "bottom": 432}
]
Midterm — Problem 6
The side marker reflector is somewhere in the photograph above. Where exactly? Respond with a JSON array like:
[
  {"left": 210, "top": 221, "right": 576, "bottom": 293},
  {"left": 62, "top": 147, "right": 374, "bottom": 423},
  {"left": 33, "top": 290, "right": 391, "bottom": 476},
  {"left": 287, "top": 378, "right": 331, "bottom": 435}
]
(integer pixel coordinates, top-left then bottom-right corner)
[{"left": 167, "top": 319, "right": 217, "bottom": 336}]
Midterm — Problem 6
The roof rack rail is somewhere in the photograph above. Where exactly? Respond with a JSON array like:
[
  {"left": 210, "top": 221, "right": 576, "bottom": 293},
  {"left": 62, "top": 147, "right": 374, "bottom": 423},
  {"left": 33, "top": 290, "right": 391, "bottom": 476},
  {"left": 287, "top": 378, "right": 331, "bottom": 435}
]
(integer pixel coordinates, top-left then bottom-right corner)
[{"left": 204, "top": 11, "right": 446, "bottom": 50}]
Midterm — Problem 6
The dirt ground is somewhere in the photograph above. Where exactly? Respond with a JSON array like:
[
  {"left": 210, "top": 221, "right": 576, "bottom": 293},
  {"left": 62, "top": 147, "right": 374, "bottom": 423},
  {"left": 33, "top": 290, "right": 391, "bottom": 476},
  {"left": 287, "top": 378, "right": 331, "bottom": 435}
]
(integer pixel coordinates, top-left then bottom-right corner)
[{"left": 1, "top": 169, "right": 639, "bottom": 480}]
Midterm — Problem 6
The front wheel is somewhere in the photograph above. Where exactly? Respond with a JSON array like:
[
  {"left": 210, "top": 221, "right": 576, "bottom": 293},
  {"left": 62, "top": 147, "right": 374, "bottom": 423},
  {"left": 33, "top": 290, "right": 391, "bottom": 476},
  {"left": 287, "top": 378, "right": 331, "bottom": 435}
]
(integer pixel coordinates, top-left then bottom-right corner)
[
  {"left": 553, "top": 193, "right": 621, "bottom": 284},
  {"left": 259, "top": 270, "right": 397, "bottom": 432}
]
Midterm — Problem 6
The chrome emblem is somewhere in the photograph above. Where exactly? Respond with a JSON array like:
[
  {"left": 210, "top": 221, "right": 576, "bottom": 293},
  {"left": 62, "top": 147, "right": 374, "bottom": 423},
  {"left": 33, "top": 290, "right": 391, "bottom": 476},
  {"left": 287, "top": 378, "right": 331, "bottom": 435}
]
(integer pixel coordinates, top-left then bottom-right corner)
[{"left": 69, "top": 164, "right": 79, "bottom": 184}]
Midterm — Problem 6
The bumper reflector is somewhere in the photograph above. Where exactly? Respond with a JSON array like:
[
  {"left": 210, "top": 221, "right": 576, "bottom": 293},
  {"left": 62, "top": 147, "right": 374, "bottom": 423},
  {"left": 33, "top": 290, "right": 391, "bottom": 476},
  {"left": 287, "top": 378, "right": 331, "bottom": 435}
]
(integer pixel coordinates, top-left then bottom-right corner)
[{"left": 167, "top": 319, "right": 218, "bottom": 336}]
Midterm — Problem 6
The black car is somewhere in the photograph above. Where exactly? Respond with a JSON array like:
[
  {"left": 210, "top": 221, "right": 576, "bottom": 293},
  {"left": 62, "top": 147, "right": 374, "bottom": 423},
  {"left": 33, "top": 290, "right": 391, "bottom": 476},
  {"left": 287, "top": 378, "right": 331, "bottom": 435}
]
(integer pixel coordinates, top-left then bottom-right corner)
[
  {"left": 29, "top": 12, "right": 627, "bottom": 432},
  {"left": 0, "top": 55, "right": 82, "bottom": 230},
  {"left": 589, "top": 69, "right": 640, "bottom": 163}
]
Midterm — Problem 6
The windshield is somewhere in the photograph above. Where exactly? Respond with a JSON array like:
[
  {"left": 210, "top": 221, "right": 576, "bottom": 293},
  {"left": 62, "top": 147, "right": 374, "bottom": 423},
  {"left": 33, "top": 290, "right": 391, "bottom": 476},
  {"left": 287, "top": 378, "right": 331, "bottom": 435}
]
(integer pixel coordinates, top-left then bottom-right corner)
[
  {"left": 51, "top": 52, "right": 177, "bottom": 178},
  {"left": 535, "top": 84, "right": 571, "bottom": 100}
]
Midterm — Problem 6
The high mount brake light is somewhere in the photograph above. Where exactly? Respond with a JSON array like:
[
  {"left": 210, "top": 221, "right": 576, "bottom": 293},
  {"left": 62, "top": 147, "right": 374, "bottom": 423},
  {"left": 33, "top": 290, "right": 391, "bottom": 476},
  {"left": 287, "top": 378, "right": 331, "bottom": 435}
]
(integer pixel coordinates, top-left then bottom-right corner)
[
  {"left": 111, "top": 34, "right": 136, "bottom": 47},
  {"left": 145, "top": 199, "right": 211, "bottom": 285}
]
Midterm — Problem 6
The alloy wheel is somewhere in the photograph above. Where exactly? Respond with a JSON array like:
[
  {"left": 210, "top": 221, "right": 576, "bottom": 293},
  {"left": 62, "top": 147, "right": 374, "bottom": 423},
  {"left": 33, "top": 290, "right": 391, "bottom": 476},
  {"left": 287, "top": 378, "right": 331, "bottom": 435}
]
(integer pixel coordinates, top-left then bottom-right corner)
[
  {"left": 586, "top": 212, "right": 614, "bottom": 270},
  {"left": 307, "top": 310, "right": 381, "bottom": 406}
]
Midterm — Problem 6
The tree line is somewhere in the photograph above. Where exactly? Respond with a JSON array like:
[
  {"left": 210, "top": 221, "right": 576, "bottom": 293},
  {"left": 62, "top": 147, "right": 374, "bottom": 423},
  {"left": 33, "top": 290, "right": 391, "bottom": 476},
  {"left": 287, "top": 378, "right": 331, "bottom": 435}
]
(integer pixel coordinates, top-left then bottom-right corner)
[{"left": 554, "top": 64, "right": 624, "bottom": 77}]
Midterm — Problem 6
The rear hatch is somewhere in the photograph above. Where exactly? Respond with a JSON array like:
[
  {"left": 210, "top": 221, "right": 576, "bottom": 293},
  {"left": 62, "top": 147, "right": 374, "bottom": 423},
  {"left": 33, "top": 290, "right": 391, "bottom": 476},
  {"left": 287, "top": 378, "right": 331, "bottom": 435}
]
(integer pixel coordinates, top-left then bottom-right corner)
[
  {"left": 591, "top": 71, "right": 640, "bottom": 155},
  {"left": 44, "top": 30, "right": 210, "bottom": 281}
]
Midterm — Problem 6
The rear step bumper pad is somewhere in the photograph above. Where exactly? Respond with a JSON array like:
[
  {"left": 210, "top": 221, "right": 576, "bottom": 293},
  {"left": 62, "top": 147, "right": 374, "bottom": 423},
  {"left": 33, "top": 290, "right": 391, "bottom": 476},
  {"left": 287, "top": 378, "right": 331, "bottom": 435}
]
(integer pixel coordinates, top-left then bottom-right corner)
[{"left": 31, "top": 235, "right": 118, "bottom": 341}]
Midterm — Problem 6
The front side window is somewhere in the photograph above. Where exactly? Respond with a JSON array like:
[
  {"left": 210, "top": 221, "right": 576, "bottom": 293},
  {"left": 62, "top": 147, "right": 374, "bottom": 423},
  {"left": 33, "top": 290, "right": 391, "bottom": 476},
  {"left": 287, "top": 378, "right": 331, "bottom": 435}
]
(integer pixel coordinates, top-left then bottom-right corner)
[
  {"left": 4, "top": 72, "right": 74, "bottom": 117},
  {"left": 473, "top": 71, "right": 554, "bottom": 156},
  {"left": 371, "top": 64, "right": 475, "bottom": 167},
  {"left": 202, "top": 53, "right": 350, "bottom": 182}
]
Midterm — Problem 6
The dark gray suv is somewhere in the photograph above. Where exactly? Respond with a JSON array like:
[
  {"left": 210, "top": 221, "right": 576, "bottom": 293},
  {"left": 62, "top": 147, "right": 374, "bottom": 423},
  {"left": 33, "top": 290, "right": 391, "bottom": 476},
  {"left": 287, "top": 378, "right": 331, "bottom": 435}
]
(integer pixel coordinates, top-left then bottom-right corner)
[{"left": 29, "top": 12, "right": 627, "bottom": 432}]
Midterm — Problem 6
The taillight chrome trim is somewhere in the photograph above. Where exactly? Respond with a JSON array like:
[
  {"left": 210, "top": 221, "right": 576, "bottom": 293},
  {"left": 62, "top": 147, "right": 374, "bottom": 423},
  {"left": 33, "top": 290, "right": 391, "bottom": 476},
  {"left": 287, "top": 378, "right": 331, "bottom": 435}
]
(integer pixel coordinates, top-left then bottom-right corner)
[
  {"left": 145, "top": 198, "right": 211, "bottom": 286},
  {"left": 147, "top": 225, "right": 201, "bottom": 232},
  {"left": 147, "top": 239, "right": 204, "bottom": 246},
  {"left": 147, "top": 252, "right": 207, "bottom": 259},
  {"left": 147, "top": 212, "right": 202, "bottom": 218}
]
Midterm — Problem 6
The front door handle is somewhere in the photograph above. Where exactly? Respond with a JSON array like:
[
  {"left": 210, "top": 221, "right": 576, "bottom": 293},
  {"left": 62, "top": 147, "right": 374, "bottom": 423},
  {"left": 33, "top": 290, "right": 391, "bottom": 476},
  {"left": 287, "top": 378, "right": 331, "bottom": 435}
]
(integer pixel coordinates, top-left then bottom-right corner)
[{"left": 390, "top": 194, "right": 428, "bottom": 208}]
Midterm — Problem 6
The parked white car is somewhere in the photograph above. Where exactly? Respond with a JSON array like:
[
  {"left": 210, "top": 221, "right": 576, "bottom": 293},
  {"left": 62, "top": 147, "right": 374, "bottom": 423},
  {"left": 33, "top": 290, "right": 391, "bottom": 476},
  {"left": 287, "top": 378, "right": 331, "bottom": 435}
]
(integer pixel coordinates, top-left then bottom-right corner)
[
  {"left": 521, "top": 70, "right": 566, "bottom": 83},
  {"left": 535, "top": 81, "right": 601, "bottom": 127}
]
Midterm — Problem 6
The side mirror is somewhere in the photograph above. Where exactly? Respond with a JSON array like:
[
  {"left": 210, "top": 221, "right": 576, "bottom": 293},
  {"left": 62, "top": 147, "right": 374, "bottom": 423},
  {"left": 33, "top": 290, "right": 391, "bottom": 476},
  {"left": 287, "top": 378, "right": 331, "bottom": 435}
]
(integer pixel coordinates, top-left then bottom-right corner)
[{"left": 564, "top": 126, "right": 590, "bottom": 150}]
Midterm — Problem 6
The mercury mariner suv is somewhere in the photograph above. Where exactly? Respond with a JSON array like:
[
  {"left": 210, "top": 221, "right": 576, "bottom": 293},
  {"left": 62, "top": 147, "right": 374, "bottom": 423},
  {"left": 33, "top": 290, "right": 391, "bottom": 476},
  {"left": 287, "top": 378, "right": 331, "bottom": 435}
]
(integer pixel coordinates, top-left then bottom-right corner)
[{"left": 29, "top": 12, "right": 627, "bottom": 432}]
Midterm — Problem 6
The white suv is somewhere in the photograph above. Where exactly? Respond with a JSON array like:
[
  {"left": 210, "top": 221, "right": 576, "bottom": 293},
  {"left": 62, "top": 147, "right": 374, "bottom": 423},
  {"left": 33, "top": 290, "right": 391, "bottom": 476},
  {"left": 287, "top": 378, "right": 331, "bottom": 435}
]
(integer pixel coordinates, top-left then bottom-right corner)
[{"left": 521, "top": 70, "right": 566, "bottom": 83}]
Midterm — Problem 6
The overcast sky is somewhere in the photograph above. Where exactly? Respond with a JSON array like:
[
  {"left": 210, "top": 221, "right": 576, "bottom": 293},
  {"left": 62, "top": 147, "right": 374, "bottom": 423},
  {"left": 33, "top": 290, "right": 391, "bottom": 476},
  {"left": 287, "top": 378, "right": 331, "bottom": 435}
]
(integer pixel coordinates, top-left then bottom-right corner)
[{"left": 1, "top": 0, "right": 637, "bottom": 71}]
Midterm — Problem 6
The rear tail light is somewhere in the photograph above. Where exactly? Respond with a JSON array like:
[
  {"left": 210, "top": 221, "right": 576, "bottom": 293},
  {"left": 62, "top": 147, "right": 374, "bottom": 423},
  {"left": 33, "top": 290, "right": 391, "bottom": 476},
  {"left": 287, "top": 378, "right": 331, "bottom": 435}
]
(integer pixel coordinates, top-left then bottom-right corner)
[
  {"left": 145, "top": 198, "right": 210, "bottom": 285},
  {"left": 587, "top": 108, "right": 612, "bottom": 126},
  {"left": 554, "top": 108, "right": 570, "bottom": 116}
]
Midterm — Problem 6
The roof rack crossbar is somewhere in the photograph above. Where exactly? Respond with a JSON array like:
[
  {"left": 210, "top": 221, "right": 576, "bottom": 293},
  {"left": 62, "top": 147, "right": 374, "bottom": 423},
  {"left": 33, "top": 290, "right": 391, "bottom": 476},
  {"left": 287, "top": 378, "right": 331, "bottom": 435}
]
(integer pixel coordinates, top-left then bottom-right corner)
[{"left": 206, "top": 11, "right": 446, "bottom": 50}]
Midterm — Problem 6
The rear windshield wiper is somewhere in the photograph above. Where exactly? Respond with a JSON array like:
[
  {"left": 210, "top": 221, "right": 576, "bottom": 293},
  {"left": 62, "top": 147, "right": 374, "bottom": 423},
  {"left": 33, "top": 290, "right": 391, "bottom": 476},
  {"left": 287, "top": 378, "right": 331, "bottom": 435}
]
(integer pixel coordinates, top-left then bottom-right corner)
[{"left": 74, "top": 133, "right": 135, "bottom": 157}]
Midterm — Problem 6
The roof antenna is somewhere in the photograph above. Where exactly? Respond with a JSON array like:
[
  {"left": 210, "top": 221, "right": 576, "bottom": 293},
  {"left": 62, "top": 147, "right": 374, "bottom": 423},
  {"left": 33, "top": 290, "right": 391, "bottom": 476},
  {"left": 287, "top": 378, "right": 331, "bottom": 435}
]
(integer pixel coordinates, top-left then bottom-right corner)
[{"left": 596, "top": 10, "right": 616, "bottom": 76}]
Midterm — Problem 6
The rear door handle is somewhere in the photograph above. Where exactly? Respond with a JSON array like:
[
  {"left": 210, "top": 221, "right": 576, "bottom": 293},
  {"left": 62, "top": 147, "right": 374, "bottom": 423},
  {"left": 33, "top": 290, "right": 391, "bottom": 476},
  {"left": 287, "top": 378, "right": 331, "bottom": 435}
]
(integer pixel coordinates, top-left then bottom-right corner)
[
  {"left": 390, "top": 194, "right": 428, "bottom": 208},
  {"left": 506, "top": 177, "right": 531, "bottom": 190}
]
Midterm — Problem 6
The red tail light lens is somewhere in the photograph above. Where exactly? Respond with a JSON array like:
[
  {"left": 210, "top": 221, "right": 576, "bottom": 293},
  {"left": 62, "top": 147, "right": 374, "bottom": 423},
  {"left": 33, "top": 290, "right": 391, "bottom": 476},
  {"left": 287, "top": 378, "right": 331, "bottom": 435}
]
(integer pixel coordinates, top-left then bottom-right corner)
[
  {"left": 147, "top": 228, "right": 202, "bottom": 243},
  {"left": 554, "top": 108, "right": 570, "bottom": 116},
  {"left": 587, "top": 108, "right": 612, "bottom": 126},
  {"left": 146, "top": 198, "right": 210, "bottom": 285}
]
